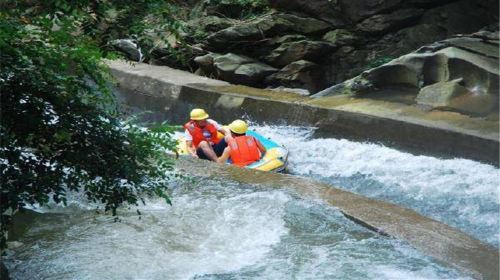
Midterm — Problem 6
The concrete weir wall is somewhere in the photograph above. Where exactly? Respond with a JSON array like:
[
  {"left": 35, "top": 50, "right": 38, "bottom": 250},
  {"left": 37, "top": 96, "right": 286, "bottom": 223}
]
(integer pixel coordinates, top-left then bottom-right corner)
[
  {"left": 176, "top": 157, "right": 499, "bottom": 280},
  {"left": 109, "top": 60, "right": 499, "bottom": 166}
]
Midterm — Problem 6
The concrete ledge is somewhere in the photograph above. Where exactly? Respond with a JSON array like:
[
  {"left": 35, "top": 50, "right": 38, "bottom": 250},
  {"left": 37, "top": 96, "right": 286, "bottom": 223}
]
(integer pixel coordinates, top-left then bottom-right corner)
[
  {"left": 175, "top": 156, "right": 499, "bottom": 280},
  {"left": 109, "top": 60, "right": 499, "bottom": 165}
]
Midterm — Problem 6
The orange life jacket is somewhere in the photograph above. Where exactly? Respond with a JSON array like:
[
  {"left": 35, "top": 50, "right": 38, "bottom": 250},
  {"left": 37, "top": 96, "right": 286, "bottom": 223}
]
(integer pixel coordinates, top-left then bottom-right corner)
[
  {"left": 228, "top": 136, "right": 261, "bottom": 167},
  {"left": 184, "top": 120, "right": 220, "bottom": 148}
]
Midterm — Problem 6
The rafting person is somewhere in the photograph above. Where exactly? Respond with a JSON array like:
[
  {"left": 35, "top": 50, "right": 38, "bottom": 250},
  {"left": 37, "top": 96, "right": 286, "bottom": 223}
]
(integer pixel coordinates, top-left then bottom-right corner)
[
  {"left": 217, "top": 119, "right": 266, "bottom": 166},
  {"left": 184, "top": 108, "right": 230, "bottom": 161}
]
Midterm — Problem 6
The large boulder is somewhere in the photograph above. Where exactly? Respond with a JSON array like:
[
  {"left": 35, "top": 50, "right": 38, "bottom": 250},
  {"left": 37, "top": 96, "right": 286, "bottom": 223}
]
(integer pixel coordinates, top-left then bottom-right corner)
[
  {"left": 339, "top": 0, "right": 405, "bottom": 23},
  {"left": 110, "top": 39, "right": 143, "bottom": 62},
  {"left": 356, "top": 8, "right": 425, "bottom": 34},
  {"left": 313, "top": 29, "right": 499, "bottom": 117},
  {"left": 265, "top": 60, "right": 325, "bottom": 93},
  {"left": 194, "top": 53, "right": 278, "bottom": 86},
  {"left": 205, "top": 13, "right": 331, "bottom": 51},
  {"left": 322, "top": 29, "right": 360, "bottom": 47},
  {"left": 267, "top": 0, "right": 346, "bottom": 27},
  {"left": 264, "top": 40, "right": 335, "bottom": 67},
  {"left": 416, "top": 79, "right": 498, "bottom": 116},
  {"left": 150, "top": 44, "right": 206, "bottom": 70},
  {"left": 187, "top": 16, "right": 235, "bottom": 33}
]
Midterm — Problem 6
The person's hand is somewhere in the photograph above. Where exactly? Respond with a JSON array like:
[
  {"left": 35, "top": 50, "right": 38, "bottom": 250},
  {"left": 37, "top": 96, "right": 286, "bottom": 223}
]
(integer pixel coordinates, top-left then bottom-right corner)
[{"left": 191, "top": 151, "right": 199, "bottom": 158}]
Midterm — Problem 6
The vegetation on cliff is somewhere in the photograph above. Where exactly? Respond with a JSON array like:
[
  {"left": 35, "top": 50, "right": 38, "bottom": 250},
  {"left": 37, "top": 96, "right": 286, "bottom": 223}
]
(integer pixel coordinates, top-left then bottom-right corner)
[{"left": 0, "top": 0, "right": 181, "bottom": 251}]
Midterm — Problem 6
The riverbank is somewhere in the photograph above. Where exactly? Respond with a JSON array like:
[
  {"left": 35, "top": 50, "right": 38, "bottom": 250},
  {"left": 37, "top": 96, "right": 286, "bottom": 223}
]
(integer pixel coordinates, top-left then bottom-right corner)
[{"left": 109, "top": 60, "right": 499, "bottom": 165}]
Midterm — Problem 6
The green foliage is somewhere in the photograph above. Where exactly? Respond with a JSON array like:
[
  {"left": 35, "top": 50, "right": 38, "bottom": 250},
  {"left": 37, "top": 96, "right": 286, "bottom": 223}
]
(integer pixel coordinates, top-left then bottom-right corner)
[
  {"left": 0, "top": 1, "right": 179, "bottom": 251},
  {"left": 365, "top": 55, "right": 394, "bottom": 70}
]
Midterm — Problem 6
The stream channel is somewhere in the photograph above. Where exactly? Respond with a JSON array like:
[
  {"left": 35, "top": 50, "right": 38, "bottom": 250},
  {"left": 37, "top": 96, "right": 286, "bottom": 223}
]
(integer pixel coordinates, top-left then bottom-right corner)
[{"left": 4, "top": 124, "right": 498, "bottom": 280}]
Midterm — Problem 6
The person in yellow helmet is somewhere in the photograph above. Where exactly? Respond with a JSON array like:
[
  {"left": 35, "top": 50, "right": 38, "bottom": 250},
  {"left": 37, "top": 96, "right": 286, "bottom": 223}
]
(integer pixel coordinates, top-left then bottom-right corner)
[
  {"left": 217, "top": 120, "right": 266, "bottom": 166},
  {"left": 183, "top": 108, "right": 230, "bottom": 161}
]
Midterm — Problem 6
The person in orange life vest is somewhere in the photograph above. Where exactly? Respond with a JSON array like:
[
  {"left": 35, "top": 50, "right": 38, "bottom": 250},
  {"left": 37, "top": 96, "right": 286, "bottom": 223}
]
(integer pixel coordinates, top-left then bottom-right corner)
[
  {"left": 184, "top": 108, "right": 230, "bottom": 161},
  {"left": 217, "top": 120, "right": 266, "bottom": 166}
]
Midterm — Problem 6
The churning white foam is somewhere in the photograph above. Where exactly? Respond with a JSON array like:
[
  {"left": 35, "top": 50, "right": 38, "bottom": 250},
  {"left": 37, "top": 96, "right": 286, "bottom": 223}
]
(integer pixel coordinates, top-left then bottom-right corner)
[
  {"left": 252, "top": 124, "right": 500, "bottom": 246},
  {"left": 10, "top": 182, "right": 290, "bottom": 280}
]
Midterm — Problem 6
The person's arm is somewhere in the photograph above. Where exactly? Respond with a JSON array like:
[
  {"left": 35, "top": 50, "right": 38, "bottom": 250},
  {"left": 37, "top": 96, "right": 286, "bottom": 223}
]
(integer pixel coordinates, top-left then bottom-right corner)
[
  {"left": 219, "top": 126, "right": 231, "bottom": 136},
  {"left": 217, "top": 147, "right": 231, "bottom": 163},
  {"left": 210, "top": 119, "right": 231, "bottom": 136},
  {"left": 186, "top": 140, "right": 198, "bottom": 158},
  {"left": 184, "top": 129, "right": 198, "bottom": 158}
]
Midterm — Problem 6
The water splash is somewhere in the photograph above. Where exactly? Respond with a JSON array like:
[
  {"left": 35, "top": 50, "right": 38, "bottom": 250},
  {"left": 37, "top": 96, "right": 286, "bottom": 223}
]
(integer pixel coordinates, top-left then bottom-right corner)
[
  {"left": 253, "top": 124, "right": 500, "bottom": 247},
  {"left": 5, "top": 179, "right": 466, "bottom": 279}
]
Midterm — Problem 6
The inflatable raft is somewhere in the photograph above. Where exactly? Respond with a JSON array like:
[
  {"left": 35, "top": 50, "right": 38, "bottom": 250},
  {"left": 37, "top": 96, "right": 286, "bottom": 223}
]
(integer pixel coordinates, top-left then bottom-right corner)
[{"left": 177, "top": 130, "right": 288, "bottom": 172}]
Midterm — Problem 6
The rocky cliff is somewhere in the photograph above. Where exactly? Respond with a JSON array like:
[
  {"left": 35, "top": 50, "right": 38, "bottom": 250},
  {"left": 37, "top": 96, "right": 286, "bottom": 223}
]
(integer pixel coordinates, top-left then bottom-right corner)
[{"left": 114, "top": 0, "right": 498, "bottom": 98}]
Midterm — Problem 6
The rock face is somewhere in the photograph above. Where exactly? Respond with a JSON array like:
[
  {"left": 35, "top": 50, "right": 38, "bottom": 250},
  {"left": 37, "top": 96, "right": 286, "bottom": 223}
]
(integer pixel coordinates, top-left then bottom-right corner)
[
  {"left": 266, "top": 60, "right": 324, "bottom": 94},
  {"left": 356, "top": 8, "right": 425, "bottom": 34},
  {"left": 190, "top": 0, "right": 498, "bottom": 93},
  {"left": 313, "top": 30, "right": 499, "bottom": 117},
  {"left": 112, "top": 0, "right": 497, "bottom": 95},
  {"left": 205, "top": 13, "right": 332, "bottom": 51},
  {"left": 264, "top": 40, "right": 335, "bottom": 67},
  {"left": 267, "top": 0, "right": 346, "bottom": 27},
  {"left": 195, "top": 53, "right": 278, "bottom": 86},
  {"left": 415, "top": 79, "right": 498, "bottom": 115}
]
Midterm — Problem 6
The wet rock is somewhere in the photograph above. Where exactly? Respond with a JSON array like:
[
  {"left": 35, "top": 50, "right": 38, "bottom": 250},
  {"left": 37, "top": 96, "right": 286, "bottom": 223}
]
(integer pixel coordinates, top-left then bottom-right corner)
[
  {"left": 416, "top": 78, "right": 468, "bottom": 107},
  {"left": 365, "top": 64, "right": 419, "bottom": 88},
  {"left": 471, "top": 30, "right": 499, "bottom": 41},
  {"left": 356, "top": 8, "right": 425, "bottom": 34},
  {"left": 265, "top": 60, "right": 324, "bottom": 93},
  {"left": 416, "top": 79, "right": 498, "bottom": 116},
  {"left": 267, "top": 86, "right": 311, "bottom": 96},
  {"left": 322, "top": 29, "right": 359, "bottom": 47},
  {"left": 195, "top": 53, "right": 278, "bottom": 86},
  {"left": 264, "top": 40, "right": 335, "bottom": 68},
  {"left": 445, "top": 37, "right": 499, "bottom": 59},
  {"left": 205, "top": 13, "right": 332, "bottom": 51},
  {"left": 110, "top": 39, "right": 143, "bottom": 62}
]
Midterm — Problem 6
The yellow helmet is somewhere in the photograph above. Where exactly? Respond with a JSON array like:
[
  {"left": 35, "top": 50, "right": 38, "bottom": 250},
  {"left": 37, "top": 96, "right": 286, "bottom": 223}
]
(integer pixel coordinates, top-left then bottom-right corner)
[
  {"left": 190, "top": 108, "right": 209, "bottom": 120},
  {"left": 229, "top": 119, "right": 248, "bottom": 134}
]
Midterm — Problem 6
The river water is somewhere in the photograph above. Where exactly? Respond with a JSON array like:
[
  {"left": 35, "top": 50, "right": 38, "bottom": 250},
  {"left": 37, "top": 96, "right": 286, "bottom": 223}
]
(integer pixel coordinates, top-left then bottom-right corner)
[
  {"left": 253, "top": 125, "right": 500, "bottom": 248},
  {"left": 4, "top": 125, "right": 498, "bottom": 280}
]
